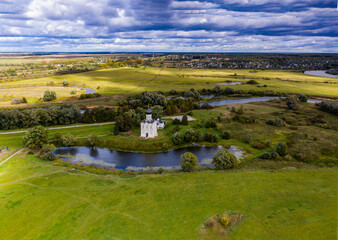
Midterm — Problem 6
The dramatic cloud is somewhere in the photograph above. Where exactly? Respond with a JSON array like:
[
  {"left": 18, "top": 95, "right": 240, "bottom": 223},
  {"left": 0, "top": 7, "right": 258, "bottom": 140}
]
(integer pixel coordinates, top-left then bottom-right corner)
[{"left": 0, "top": 0, "right": 337, "bottom": 52}]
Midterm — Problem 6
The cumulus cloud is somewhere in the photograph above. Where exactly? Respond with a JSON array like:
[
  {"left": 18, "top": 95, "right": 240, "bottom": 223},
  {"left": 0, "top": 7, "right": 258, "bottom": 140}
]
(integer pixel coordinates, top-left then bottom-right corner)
[{"left": 0, "top": 0, "right": 336, "bottom": 52}]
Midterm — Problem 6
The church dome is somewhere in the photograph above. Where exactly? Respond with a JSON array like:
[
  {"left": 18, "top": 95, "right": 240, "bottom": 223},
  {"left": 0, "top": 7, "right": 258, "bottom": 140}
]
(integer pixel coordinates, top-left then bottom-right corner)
[{"left": 145, "top": 108, "right": 152, "bottom": 114}]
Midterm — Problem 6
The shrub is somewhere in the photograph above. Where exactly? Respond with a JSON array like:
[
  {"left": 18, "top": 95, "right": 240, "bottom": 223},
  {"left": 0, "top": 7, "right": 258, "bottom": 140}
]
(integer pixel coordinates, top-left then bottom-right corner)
[
  {"left": 237, "top": 106, "right": 244, "bottom": 115},
  {"left": 43, "top": 90, "right": 56, "bottom": 102},
  {"left": 184, "top": 128, "right": 196, "bottom": 142},
  {"left": 259, "top": 151, "right": 278, "bottom": 160},
  {"left": 246, "top": 80, "right": 259, "bottom": 84},
  {"left": 251, "top": 141, "right": 265, "bottom": 149},
  {"left": 61, "top": 133, "right": 76, "bottom": 147},
  {"left": 23, "top": 126, "right": 48, "bottom": 149},
  {"left": 205, "top": 119, "right": 217, "bottom": 128},
  {"left": 319, "top": 101, "right": 338, "bottom": 116},
  {"left": 275, "top": 142, "right": 287, "bottom": 156},
  {"left": 70, "top": 90, "right": 76, "bottom": 95},
  {"left": 181, "top": 114, "right": 188, "bottom": 125},
  {"left": 201, "top": 103, "right": 213, "bottom": 109},
  {"left": 173, "top": 118, "right": 181, "bottom": 125},
  {"left": 37, "top": 144, "right": 56, "bottom": 161},
  {"left": 220, "top": 216, "right": 229, "bottom": 227},
  {"left": 62, "top": 80, "right": 69, "bottom": 87},
  {"left": 286, "top": 97, "right": 297, "bottom": 110},
  {"left": 180, "top": 152, "right": 198, "bottom": 172},
  {"left": 21, "top": 97, "right": 28, "bottom": 103},
  {"left": 204, "top": 133, "right": 218, "bottom": 143},
  {"left": 87, "top": 134, "right": 98, "bottom": 147},
  {"left": 157, "top": 168, "right": 165, "bottom": 174},
  {"left": 172, "top": 132, "right": 184, "bottom": 145},
  {"left": 212, "top": 148, "right": 238, "bottom": 169},
  {"left": 244, "top": 134, "right": 252, "bottom": 144},
  {"left": 298, "top": 94, "right": 308, "bottom": 102},
  {"left": 266, "top": 118, "right": 286, "bottom": 127},
  {"left": 222, "top": 130, "right": 232, "bottom": 140}
]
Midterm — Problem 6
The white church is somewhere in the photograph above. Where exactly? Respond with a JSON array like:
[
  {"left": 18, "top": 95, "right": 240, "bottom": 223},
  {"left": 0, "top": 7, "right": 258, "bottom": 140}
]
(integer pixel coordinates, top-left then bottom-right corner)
[{"left": 140, "top": 108, "right": 165, "bottom": 138}]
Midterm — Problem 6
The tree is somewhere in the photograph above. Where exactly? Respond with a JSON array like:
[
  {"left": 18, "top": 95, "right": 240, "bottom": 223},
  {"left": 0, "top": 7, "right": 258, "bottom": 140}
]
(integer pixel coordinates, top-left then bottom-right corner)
[
  {"left": 212, "top": 149, "right": 238, "bottom": 169},
  {"left": 114, "top": 116, "right": 124, "bottom": 134},
  {"left": 286, "top": 97, "right": 297, "bottom": 110},
  {"left": 123, "top": 114, "right": 133, "bottom": 131},
  {"left": 298, "top": 94, "right": 308, "bottom": 102},
  {"left": 172, "top": 132, "right": 184, "bottom": 145},
  {"left": 184, "top": 128, "right": 196, "bottom": 142},
  {"left": 43, "top": 90, "right": 56, "bottom": 102},
  {"left": 172, "top": 105, "right": 179, "bottom": 114},
  {"left": 181, "top": 114, "right": 188, "bottom": 125},
  {"left": 222, "top": 130, "right": 232, "bottom": 139},
  {"left": 180, "top": 152, "right": 198, "bottom": 172},
  {"left": 23, "top": 126, "right": 48, "bottom": 149},
  {"left": 87, "top": 134, "right": 98, "bottom": 147},
  {"left": 37, "top": 144, "right": 56, "bottom": 161},
  {"left": 61, "top": 133, "right": 76, "bottom": 146},
  {"left": 166, "top": 106, "right": 172, "bottom": 115},
  {"left": 275, "top": 142, "right": 287, "bottom": 156}
]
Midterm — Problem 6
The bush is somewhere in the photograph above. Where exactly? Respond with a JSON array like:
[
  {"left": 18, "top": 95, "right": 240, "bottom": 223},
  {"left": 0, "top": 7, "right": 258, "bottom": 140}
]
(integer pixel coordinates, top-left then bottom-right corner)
[
  {"left": 184, "top": 128, "right": 196, "bottom": 142},
  {"left": 62, "top": 80, "right": 69, "bottom": 87},
  {"left": 231, "top": 106, "right": 236, "bottom": 112},
  {"left": 220, "top": 216, "right": 229, "bottom": 227},
  {"left": 172, "top": 132, "right": 184, "bottom": 145},
  {"left": 43, "top": 90, "right": 56, "bottom": 102},
  {"left": 298, "top": 94, "right": 308, "bottom": 102},
  {"left": 21, "top": 97, "right": 28, "bottom": 103},
  {"left": 205, "top": 119, "right": 217, "bottom": 128},
  {"left": 222, "top": 130, "right": 232, "bottom": 140},
  {"left": 61, "top": 133, "right": 76, "bottom": 146},
  {"left": 173, "top": 118, "right": 181, "bottom": 125},
  {"left": 87, "top": 134, "right": 98, "bottom": 147},
  {"left": 23, "top": 126, "right": 48, "bottom": 149},
  {"left": 246, "top": 80, "right": 259, "bottom": 84},
  {"left": 260, "top": 151, "right": 278, "bottom": 160},
  {"left": 70, "top": 90, "right": 76, "bottom": 95},
  {"left": 180, "top": 152, "right": 198, "bottom": 172},
  {"left": 286, "top": 97, "right": 297, "bottom": 110},
  {"left": 266, "top": 118, "right": 286, "bottom": 127},
  {"left": 251, "top": 141, "right": 265, "bottom": 149},
  {"left": 212, "top": 148, "right": 238, "bottom": 169},
  {"left": 37, "top": 144, "right": 56, "bottom": 161},
  {"left": 319, "top": 101, "right": 338, "bottom": 116},
  {"left": 181, "top": 114, "right": 188, "bottom": 125},
  {"left": 244, "top": 134, "right": 252, "bottom": 144},
  {"left": 201, "top": 103, "right": 213, "bottom": 109},
  {"left": 275, "top": 142, "right": 287, "bottom": 156},
  {"left": 204, "top": 133, "right": 218, "bottom": 143},
  {"left": 237, "top": 106, "right": 244, "bottom": 115}
]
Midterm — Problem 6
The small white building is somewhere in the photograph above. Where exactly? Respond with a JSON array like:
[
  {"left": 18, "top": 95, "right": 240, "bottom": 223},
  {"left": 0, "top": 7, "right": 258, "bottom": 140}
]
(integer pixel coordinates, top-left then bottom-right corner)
[{"left": 140, "top": 108, "right": 165, "bottom": 138}]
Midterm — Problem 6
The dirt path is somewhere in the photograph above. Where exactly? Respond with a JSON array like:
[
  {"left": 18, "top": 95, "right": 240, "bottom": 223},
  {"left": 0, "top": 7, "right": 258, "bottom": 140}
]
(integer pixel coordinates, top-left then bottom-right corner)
[
  {"left": 0, "top": 148, "right": 24, "bottom": 167},
  {"left": 0, "top": 122, "right": 115, "bottom": 135}
]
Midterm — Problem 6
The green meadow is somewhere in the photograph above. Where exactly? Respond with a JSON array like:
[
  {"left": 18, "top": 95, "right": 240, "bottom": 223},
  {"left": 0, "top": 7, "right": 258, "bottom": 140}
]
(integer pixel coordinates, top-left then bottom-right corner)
[
  {"left": 0, "top": 155, "right": 336, "bottom": 240},
  {"left": 0, "top": 67, "right": 337, "bottom": 99}
]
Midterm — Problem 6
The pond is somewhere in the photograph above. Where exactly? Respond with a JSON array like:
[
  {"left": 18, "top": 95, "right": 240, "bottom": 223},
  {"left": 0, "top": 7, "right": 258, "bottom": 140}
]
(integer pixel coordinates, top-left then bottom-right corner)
[
  {"left": 201, "top": 96, "right": 321, "bottom": 106},
  {"left": 54, "top": 146, "right": 244, "bottom": 171},
  {"left": 304, "top": 70, "right": 338, "bottom": 78},
  {"left": 71, "top": 86, "right": 96, "bottom": 94},
  {"left": 215, "top": 82, "right": 242, "bottom": 85}
]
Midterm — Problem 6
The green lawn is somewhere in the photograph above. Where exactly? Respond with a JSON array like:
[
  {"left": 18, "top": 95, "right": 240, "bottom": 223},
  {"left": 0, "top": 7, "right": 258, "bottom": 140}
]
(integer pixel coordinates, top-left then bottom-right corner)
[
  {"left": 0, "top": 67, "right": 337, "bottom": 99},
  {"left": 0, "top": 155, "right": 336, "bottom": 240}
]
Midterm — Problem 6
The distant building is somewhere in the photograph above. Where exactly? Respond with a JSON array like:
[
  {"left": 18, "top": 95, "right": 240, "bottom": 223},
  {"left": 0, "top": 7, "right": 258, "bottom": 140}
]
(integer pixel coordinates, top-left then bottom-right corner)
[{"left": 140, "top": 108, "right": 164, "bottom": 138}]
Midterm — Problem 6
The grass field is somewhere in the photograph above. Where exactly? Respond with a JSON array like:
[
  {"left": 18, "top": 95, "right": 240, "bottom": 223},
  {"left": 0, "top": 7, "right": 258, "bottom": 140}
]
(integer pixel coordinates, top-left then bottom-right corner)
[
  {"left": 0, "top": 155, "right": 336, "bottom": 240},
  {"left": 0, "top": 86, "right": 83, "bottom": 101},
  {"left": 0, "top": 68, "right": 337, "bottom": 100}
]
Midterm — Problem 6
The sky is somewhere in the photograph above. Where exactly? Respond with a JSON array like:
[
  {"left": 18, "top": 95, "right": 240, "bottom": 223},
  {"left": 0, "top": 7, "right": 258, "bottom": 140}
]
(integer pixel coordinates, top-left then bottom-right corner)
[{"left": 0, "top": 0, "right": 337, "bottom": 52}]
